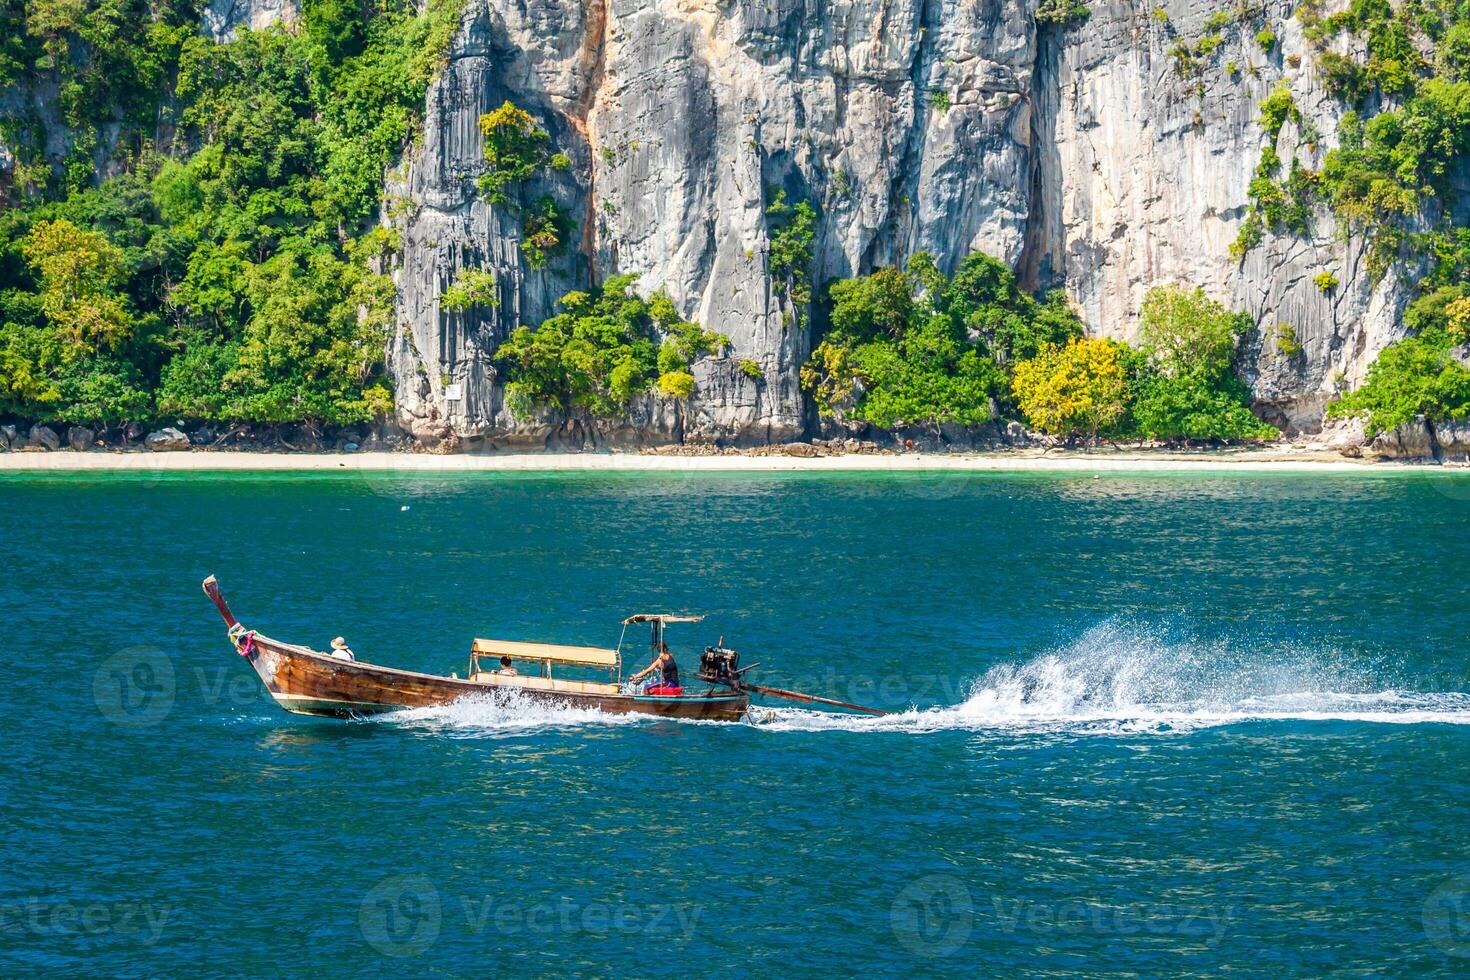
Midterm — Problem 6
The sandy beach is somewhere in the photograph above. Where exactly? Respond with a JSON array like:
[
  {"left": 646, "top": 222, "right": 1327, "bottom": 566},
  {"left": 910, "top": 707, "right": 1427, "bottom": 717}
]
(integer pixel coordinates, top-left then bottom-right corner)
[{"left": 0, "top": 446, "right": 1422, "bottom": 474}]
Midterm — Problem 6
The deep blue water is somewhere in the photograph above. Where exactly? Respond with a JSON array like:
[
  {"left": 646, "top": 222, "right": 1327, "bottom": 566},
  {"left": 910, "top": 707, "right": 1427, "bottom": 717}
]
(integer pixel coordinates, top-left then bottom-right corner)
[{"left": 5, "top": 468, "right": 1470, "bottom": 975}]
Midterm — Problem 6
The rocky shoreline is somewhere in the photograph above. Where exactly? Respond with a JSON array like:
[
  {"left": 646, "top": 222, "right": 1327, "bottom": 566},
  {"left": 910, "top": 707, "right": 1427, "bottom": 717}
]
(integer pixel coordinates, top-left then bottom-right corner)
[
  {"left": 5, "top": 414, "right": 1469, "bottom": 465},
  {"left": 5, "top": 418, "right": 1470, "bottom": 470}
]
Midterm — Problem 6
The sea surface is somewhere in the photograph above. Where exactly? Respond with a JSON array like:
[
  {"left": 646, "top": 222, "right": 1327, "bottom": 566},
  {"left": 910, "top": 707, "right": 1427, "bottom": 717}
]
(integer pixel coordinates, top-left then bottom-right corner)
[{"left": 4, "top": 467, "right": 1470, "bottom": 975}]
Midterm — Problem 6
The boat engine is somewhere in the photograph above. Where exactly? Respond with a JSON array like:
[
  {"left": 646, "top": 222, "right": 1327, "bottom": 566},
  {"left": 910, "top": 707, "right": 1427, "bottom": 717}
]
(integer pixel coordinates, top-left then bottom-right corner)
[{"left": 699, "top": 645, "right": 742, "bottom": 687}]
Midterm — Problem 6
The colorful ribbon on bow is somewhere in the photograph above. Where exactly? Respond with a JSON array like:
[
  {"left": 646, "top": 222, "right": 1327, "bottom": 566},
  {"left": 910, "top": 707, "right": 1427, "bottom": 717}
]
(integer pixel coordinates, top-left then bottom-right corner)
[{"left": 228, "top": 623, "right": 257, "bottom": 658}]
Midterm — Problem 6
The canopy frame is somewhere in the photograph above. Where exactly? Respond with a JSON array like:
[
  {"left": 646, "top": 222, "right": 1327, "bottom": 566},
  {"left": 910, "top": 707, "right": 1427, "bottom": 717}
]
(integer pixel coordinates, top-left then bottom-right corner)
[
  {"left": 470, "top": 638, "right": 621, "bottom": 682},
  {"left": 619, "top": 614, "right": 705, "bottom": 666}
]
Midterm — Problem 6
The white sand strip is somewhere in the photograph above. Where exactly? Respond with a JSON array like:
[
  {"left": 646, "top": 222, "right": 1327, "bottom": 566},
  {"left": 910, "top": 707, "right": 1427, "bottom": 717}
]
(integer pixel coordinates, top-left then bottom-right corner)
[{"left": 0, "top": 448, "right": 1425, "bottom": 474}]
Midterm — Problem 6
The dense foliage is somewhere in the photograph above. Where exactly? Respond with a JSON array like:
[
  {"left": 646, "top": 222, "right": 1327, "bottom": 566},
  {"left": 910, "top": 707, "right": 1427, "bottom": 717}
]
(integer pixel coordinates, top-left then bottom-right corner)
[
  {"left": 496, "top": 275, "right": 726, "bottom": 418},
  {"left": 1328, "top": 325, "right": 1470, "bottom": 436},
  {"left": 1010, "top": 286, "right": 1275, "bottom": 443},
  {"left": 0, "top": 0, "right": 464, "bottom": 426},
  {"left": 1127, "top": 286, "right": 1278, "bottom": 442},
  {"left": 800, "top": 252, "right": 1080, "bottom": 430}
]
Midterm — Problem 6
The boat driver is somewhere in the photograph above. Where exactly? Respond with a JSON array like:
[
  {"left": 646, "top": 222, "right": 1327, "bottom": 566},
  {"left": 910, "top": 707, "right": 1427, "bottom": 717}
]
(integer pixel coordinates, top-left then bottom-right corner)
[{"left": 631, "top": 643, "right": 679, "bottom": 691}]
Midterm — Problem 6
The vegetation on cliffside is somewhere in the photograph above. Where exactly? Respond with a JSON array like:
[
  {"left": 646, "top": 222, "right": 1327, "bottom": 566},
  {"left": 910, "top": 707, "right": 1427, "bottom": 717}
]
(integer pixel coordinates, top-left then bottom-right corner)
[
  {"left": 801, "top": 255, "right": 1272, "bottom": 444},
  {"left": 497, "top": 275, "right": 726, "bottom": 418},
  {"left": 1328, "top": 298, "right": 1470, "bottom": 436},
  {"left": 0, "top": 0, "right": 464, "bottom": 428}
]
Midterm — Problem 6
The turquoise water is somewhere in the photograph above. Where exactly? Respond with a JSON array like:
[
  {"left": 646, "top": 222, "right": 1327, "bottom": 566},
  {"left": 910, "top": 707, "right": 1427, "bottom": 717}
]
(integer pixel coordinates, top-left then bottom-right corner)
[{"left": 5, "top": 469, "right": 1470, "bottom": 974}]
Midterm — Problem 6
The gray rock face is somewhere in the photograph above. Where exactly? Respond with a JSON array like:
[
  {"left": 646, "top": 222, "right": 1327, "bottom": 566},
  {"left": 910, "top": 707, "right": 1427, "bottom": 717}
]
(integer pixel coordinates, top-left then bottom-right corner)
[
  {"left": 1372, "top": 418, "right": 1470, "bottom": 460},
  {"left": 66, "top": 426, "right": 95, "bottom": 451},
  {"left": 231, "top": 0, "right": 1424, "bottom": 445},
  {"left": 1435, "top": 421, "right": 1470, "bottom": 460},
  {"left": 202, "top": 0, "right": 298, "bottom": 41},
  {"left": 145, "top": 428, "right": 192, "bottom": 452},
  {"left": 29, "top": 425, "right": 60, "bottom": 451},
  {"left": 1371, "top": 421, "right": 1434, "bottom": 460},
  {"left": 1035, "top": 0, "right": 1410, "bottom": 436},
  {"left": 384, "top": 0, "right": 1050, "bottom": 446}
]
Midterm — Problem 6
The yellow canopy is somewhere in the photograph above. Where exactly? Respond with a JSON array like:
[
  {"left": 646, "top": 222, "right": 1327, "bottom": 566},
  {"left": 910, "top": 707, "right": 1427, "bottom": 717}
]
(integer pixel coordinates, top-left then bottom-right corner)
[{"left": 472, "top": 638, "right": 619, "bottom": 669}]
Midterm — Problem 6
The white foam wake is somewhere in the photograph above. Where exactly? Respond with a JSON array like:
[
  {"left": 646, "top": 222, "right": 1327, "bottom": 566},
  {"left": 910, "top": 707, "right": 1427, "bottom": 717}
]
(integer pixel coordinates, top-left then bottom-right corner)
[
  {"left": 384, "top": 689, "right": 651, "bottom": 737},
  {"left": 751, "top": 621, "right": 1470, "bottom": 734},
  {"left": 371, "top": 622, "right": 1470, "bottom": 736}
]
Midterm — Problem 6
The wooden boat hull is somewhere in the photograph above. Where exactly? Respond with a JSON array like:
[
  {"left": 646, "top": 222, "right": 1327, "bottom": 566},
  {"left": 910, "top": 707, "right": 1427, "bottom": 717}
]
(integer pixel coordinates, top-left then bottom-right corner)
[
  {"left": 201, "top": 576, "right": 750, "bottom": 723},
  {"left": 241, "top": 634, "right": 750, "bottom": 721}
]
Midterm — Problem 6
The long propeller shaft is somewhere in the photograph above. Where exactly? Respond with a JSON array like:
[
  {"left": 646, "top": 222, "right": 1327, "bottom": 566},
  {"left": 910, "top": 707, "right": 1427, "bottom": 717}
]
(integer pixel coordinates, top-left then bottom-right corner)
[{"left": 739, "top": 681, "right": 888, "bottom": 716}]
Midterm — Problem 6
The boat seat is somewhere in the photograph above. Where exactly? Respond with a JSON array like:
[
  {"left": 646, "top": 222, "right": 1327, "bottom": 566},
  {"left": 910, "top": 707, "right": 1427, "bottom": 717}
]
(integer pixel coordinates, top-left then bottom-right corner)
[{"left": 470, "top": 672, "right": 620, "bottom": 696}]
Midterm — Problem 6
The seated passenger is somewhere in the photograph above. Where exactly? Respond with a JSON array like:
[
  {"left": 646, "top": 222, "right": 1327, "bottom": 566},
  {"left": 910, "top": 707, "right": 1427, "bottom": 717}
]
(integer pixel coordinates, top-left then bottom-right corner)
[
  {"left": 330, "top": 636, "right": 355, "bottom": 661},
  {"left": 498, "top": 655, "right": 518, "bottom": 676}
]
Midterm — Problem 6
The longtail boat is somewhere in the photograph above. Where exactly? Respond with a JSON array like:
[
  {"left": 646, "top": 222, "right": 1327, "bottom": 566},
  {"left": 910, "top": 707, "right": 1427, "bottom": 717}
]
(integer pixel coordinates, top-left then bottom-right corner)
[{"left": 202, "top": 576, "right": 751, "bottom": 721}]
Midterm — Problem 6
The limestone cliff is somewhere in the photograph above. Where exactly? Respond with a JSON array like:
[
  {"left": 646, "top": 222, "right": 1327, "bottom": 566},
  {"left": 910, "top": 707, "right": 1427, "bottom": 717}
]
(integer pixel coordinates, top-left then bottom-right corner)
[
  {"left": 1034, "top": 0, "right": 1415, "bottom": 434},
  {"left": 370, "top": 0, "right": 1419, "bottom": 447}
]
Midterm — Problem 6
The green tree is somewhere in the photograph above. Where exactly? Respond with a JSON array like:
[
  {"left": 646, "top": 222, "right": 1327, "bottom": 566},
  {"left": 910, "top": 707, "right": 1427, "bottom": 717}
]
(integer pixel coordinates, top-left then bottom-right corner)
[
  {"left": 944, "top": 251, "right": 1081, "bottom": 366},
  {"left": 1328, "top": 328, "right": 1470, "bottom": 436},
  {"left": 302, "top": 0, "right": 366, "bottom": 61},
  {"left": 802, "top": 250, "right": 1080, "bottom": 429},
  {"left": 497, "top": 275, "right": 723, "bottom": 417},
  {"left": 1128, "top": 285, "right": 1276, "bottom": 441},
  {"left": 802, "top": 249, "right": 1082, "bottom": 430},
  {"left": 22, "top": 218, "right": 134, "bottom": 353}
]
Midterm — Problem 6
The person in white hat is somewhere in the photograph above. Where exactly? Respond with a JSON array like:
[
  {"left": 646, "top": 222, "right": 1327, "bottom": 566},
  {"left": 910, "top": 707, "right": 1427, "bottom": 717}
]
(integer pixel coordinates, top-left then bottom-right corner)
[{"left": 329, "top": 636, "right": 355, "bottom": 661}]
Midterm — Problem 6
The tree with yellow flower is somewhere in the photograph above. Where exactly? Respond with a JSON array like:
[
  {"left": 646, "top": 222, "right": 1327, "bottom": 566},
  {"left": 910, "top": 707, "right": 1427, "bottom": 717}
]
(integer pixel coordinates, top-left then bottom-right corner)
[{"left": 1010, "top": 337, "right": 1129, "bottom": 442}]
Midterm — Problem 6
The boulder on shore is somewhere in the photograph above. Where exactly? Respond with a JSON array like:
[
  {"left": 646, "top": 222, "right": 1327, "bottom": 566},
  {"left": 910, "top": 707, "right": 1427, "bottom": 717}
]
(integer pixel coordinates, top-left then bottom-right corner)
[
  {"left": 1434, "top": 421, "right": 1470, "bottom": 459},
  {"left": 0, "top": 424, "right": 13, "bottom": 451},
  {"left": 145, "top": 427, "right": 191, "bottom": 452},
  {"left": 778, "top": 442, "right": 822, "bottom": 458},
  {"left": 29, "top": 425, "right": 60, "bottom": 451},
  {"left": 67, "top": 426, "right": 95, "bottom": 451}
]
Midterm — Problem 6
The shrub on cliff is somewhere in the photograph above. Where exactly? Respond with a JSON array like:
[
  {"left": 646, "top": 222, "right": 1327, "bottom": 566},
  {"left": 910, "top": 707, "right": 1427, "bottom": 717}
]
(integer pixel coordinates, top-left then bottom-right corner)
[
  {"left": 497, "top": 275, "right": 724, "bottom": 417},
  {"left": 1327, "top": 328, "right": 1470, "bottom": 436},
  {"left": 475, "top": 102, "right": 573, "bottom": 269},
  {"left": 476, "top": 102, "right": 552, "bottom": 205},
  {"left": 766, "top": 190, "right": 817, "bottom": 323}
]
